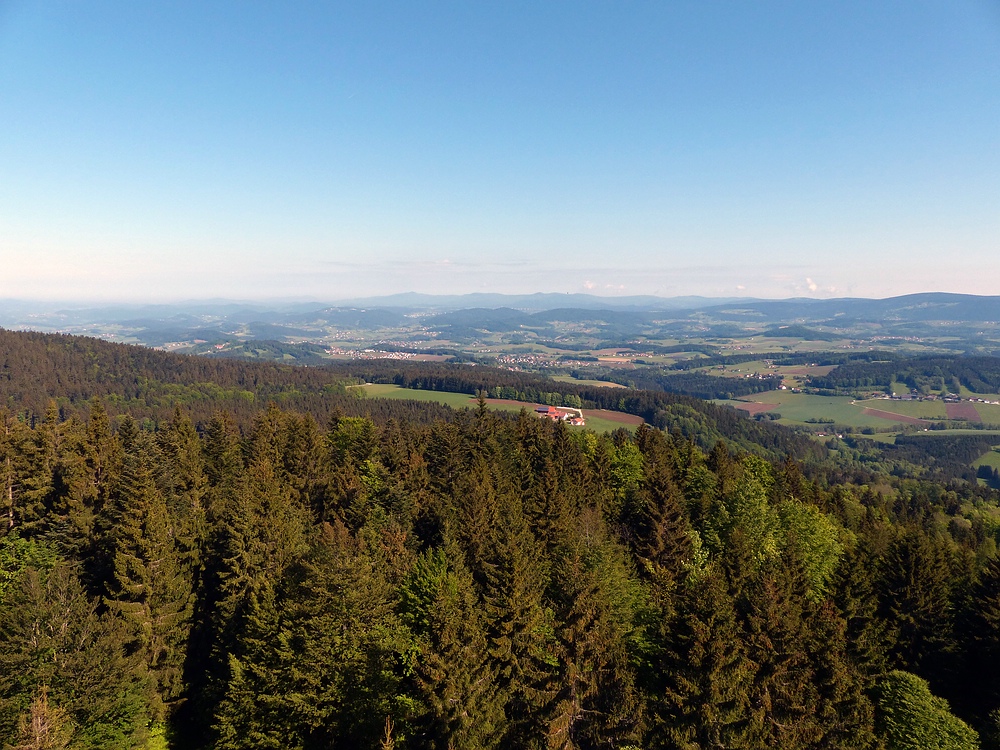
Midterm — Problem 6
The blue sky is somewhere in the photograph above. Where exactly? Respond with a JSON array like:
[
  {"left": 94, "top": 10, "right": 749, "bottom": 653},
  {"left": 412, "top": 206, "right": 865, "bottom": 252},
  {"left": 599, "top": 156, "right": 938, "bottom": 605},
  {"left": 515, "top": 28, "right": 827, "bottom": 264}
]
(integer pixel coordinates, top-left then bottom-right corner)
[{"left": 1, "top": 1, "right": 998, "bottom": 301}]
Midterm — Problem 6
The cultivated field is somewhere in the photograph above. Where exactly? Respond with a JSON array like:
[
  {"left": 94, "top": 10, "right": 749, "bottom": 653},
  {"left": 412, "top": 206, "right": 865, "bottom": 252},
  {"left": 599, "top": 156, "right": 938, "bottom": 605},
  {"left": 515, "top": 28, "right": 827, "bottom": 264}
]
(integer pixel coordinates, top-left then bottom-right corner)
[
  {"left": 550, "top": 375, "right": 627, "bottom": 388},
  {"left": 855, "top": 399, "right": 947, "bottom": 420},
  {"left": 860, "top": 408, "right": 928, "bottom": 426},
  {"left": 361, "top": 384, "right": 638, "bottom": 432},
  {"left": 946, "top": 402, "right": 982, "bottom": 422}
]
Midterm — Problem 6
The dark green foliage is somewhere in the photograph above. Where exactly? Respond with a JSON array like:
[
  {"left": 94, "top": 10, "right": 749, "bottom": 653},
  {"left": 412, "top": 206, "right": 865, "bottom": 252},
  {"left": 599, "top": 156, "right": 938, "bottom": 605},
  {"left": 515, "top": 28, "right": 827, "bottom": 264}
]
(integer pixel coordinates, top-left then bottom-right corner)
[
  {"left": 4, "top": 328, "right": 1000, "bottom": 747},
  {"left": 400, "top": 543, "right": 505, "bottom": 749},
  {"left": 878, "top": 530, "right": 956, "bottom": 685},
  {"left": 99, "top": 435, "right": 193, "bottom": 717},
  {"left": 547, "top": 510, "right": 644, "bottom": 748},
  {"left": 653, "top": 567, "right": 753, "bottom": 749},
  {"left": 0, "top": 563, "right": 150, "bottom": 749}
]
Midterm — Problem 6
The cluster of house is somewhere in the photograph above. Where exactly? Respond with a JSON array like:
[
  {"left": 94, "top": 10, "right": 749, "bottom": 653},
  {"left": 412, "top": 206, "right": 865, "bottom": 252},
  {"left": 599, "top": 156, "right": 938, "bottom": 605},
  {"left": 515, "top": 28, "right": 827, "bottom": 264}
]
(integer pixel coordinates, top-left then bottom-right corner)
[{"left": 535, "top": 405, "right": 586, "bottom": 426}]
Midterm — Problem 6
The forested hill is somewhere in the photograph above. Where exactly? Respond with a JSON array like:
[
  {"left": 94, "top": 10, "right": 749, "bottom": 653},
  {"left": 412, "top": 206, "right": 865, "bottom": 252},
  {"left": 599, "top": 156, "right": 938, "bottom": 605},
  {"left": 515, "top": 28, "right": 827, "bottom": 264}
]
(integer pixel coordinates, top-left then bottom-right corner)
[
  {"left": 0, "top": 328, "right": 452, "bottom": 427},
  {"left": 2, "top": 328, "right": 1000, "bottom": 748},
  {"left": 0, "top": 328, "right": 821, "bottom": 459},
  {"left": 0, "top": 393, "right": 996, "bottom": 748}
]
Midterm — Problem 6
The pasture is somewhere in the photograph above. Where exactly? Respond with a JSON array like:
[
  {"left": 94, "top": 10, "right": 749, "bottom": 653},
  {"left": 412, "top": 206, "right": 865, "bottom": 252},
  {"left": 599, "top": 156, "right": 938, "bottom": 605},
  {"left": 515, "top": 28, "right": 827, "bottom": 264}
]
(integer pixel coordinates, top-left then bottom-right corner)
[
  {"left": 360, "top": 384, "right": 638, "bottom": 432},
  {"left": 550, "top": 375, "right": 627, "bottom": 388},
  {"left": 974, "top": 448, "right": 1000, "bottom": 471}
]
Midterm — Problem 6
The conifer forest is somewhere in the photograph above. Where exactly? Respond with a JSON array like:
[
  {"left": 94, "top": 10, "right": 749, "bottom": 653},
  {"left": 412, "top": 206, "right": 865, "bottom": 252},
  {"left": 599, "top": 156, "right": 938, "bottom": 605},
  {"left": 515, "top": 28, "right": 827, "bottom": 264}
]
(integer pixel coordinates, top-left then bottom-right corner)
[{"left": 3, "top": 330, "right": 1000, "bottom": 750}]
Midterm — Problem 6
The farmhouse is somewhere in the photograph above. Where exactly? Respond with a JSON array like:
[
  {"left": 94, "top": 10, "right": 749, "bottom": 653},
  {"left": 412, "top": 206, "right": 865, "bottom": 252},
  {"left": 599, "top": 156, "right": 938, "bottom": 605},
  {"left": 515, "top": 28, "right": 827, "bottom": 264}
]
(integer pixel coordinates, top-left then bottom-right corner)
[{"left": 535, "top": 405, "right": 586, "bottom": 426}]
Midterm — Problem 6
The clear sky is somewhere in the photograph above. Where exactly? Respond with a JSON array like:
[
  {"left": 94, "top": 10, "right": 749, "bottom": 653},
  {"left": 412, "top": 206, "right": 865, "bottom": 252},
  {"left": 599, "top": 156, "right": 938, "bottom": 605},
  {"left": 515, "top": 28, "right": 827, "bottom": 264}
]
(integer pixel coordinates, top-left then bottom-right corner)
[{"left": 1, "top": 1, "right": 998, "bottom": 302}]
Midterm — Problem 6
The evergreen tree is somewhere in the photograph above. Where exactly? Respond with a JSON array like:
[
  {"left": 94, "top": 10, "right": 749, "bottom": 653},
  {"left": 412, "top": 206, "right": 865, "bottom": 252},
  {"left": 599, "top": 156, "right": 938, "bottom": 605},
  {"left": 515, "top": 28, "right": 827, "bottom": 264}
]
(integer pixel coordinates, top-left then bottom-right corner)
[
  {"left": 653, "top": 567, "right": 754, "bottom": 749},
  {"left": 962, "top": 554, "right": 1000, "bottom": 726},
  {"left": 0, "top": 563, "right": 149, "bottom": 749},
  {"left": 546, "top": 510, "right": 643, "bottom": 749},
  {"left": 157, "top": 406, "right": 208, "bottom": 575},
  {"left": 399, "top": 543, "right": 505, "bottom": 750},
  {"left": 480, "top": 496, "right": 556, "bottom": 747},
  {"left": 874, "top": 670, "right": 979, "bottom": 750},
  {"left": 7, "top": 686, "right": 73, "bottom": 750},
  {"left": 100, "top": 437, "right": 193, "bottom": 718},
  {"left": 0, "top": 412, "right": 33, "bottom": 533},
  {"left": 739, "top": 553, "right": 821, "bottom": 749},
  {"left": 274, "top": 521, "right": 409, "bottom": 747},
  {"left": 212, "top": 442, "right": 309, "bottom": 747},
  {"left": 879, "top": 530, "right": 955, "bottom": 685}
]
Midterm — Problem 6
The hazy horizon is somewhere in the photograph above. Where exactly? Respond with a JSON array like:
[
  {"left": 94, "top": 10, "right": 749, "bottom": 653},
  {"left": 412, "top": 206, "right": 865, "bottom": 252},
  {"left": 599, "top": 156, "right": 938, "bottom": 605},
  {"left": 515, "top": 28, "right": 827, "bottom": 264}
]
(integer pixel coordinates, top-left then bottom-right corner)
[{"left": 2, "top": 288, "right": 999, "bottom": 311}]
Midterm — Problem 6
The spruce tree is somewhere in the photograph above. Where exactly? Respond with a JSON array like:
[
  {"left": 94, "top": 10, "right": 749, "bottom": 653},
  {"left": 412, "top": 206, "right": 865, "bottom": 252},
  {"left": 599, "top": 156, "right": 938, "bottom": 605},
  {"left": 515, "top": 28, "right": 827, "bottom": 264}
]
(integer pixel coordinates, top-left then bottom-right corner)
[
  {"left": 653, "top": 567, "right": 754, "bottom": 749},
  {"left": 879, "top": 529, "right": 955, "bottom": 685},
  {"left": 399, "top": 542, "right": 505, "bottom": 750},
  {"left": 739, "top": 553, "right": 821, "bottom": 749},
  {"left": 0, "top": 563, "right": 150, "bottom": 749},
  {"left": 101, "top": 437, "right": 193, "bottom": 718},
  {"left": 274, "top": 521, "right": 409, "bottom": 747},
  {"left": 480, "top": 496, "right": 556, "bottom": 747},
  {"left": 546, "top": 509, "right": 643, "bottom": 749}
]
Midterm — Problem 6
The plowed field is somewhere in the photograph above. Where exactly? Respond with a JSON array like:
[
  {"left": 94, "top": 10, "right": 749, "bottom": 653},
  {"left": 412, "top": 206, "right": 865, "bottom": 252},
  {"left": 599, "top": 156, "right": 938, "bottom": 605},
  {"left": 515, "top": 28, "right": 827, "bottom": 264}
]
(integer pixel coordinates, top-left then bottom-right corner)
[
  {"left": 861, "top": 408, "right": 929, "bottom": 425},
  {"left": 732, "top": 401, "right": 778, "bottom": 415},
  {"left": 946, "top": 402, "right": 982, "bottom": 422}
]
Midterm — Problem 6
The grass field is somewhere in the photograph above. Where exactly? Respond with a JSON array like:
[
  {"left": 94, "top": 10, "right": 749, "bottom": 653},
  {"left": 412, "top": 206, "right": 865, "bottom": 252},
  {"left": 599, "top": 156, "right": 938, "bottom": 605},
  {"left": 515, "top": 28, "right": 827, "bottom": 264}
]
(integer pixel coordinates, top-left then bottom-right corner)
[
  {"left": 889, "top": 381, "right": 910, "bottom": 397},
  {"left": 718, "top": 391, "right": 939, "bottom": 429},
  {"left": 737, "top": 391, "right": 881, "bottom": 425},
  {"left": 855, "top": 398, "right": 947, "bottom": 419},
  {"left": 974, "top": 449, "right": 1000, "bottom": 471},
  {"left": 360, "top": 384, "right": 637, "bottom": 432},
  {"left": 973, "top": 402, "right": 1000, "bottom": 426},
  {"left": 550, "top": 375, "right": 627, "bottom": 388},
  {"left": 361, "top": 383, "right": 477, "bottom": 408}
]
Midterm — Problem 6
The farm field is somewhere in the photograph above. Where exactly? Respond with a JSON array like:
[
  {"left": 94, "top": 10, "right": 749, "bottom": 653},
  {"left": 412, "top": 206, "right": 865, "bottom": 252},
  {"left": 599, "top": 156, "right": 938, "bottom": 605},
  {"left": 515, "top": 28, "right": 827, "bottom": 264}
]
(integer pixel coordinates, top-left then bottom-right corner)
[
  {"left": 550, "top": 375, "right": 627, "bottom": 388},
  {"left": 974, "top": 449, "right": 1000, "bottom": 471},
  {"left": 360, "top": 384, "right": 638, "bottom": 432},
  {"left": 972, "top": 402, "right": 1000, "bottom": 425},
  {"left": 360, "top": 383, "right": 477, "bottom": 408},
  {"left": 854, "top": 398, "right": 947, "bottom": 420},
  {"left": 738, "top": 391, "right": 883, "bottom": 426},
  {"left": 946, "top": 402, "right": 981, "bottom": 422},
  {"left": 720, "top": 391, "right": 937, "bottom": 429}
]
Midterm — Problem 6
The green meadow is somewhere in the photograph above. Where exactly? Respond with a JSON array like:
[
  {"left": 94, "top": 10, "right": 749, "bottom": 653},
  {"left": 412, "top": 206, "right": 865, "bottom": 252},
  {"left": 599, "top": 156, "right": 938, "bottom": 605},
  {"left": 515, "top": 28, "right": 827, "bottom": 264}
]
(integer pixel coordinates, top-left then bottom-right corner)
[{"left": 360, "top": 384, "right": 637, "bottom": 432}]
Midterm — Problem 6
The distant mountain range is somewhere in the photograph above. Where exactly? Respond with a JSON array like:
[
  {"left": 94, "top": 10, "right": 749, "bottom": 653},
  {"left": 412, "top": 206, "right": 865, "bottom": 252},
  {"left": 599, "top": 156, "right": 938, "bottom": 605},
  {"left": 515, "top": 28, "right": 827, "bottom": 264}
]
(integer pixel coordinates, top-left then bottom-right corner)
[
  {"left": 328, "top": 292, "right": 744, "bottom": 311},
  {"left": 2, "top": 293, "right": 1000, "bottom": 351}
]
